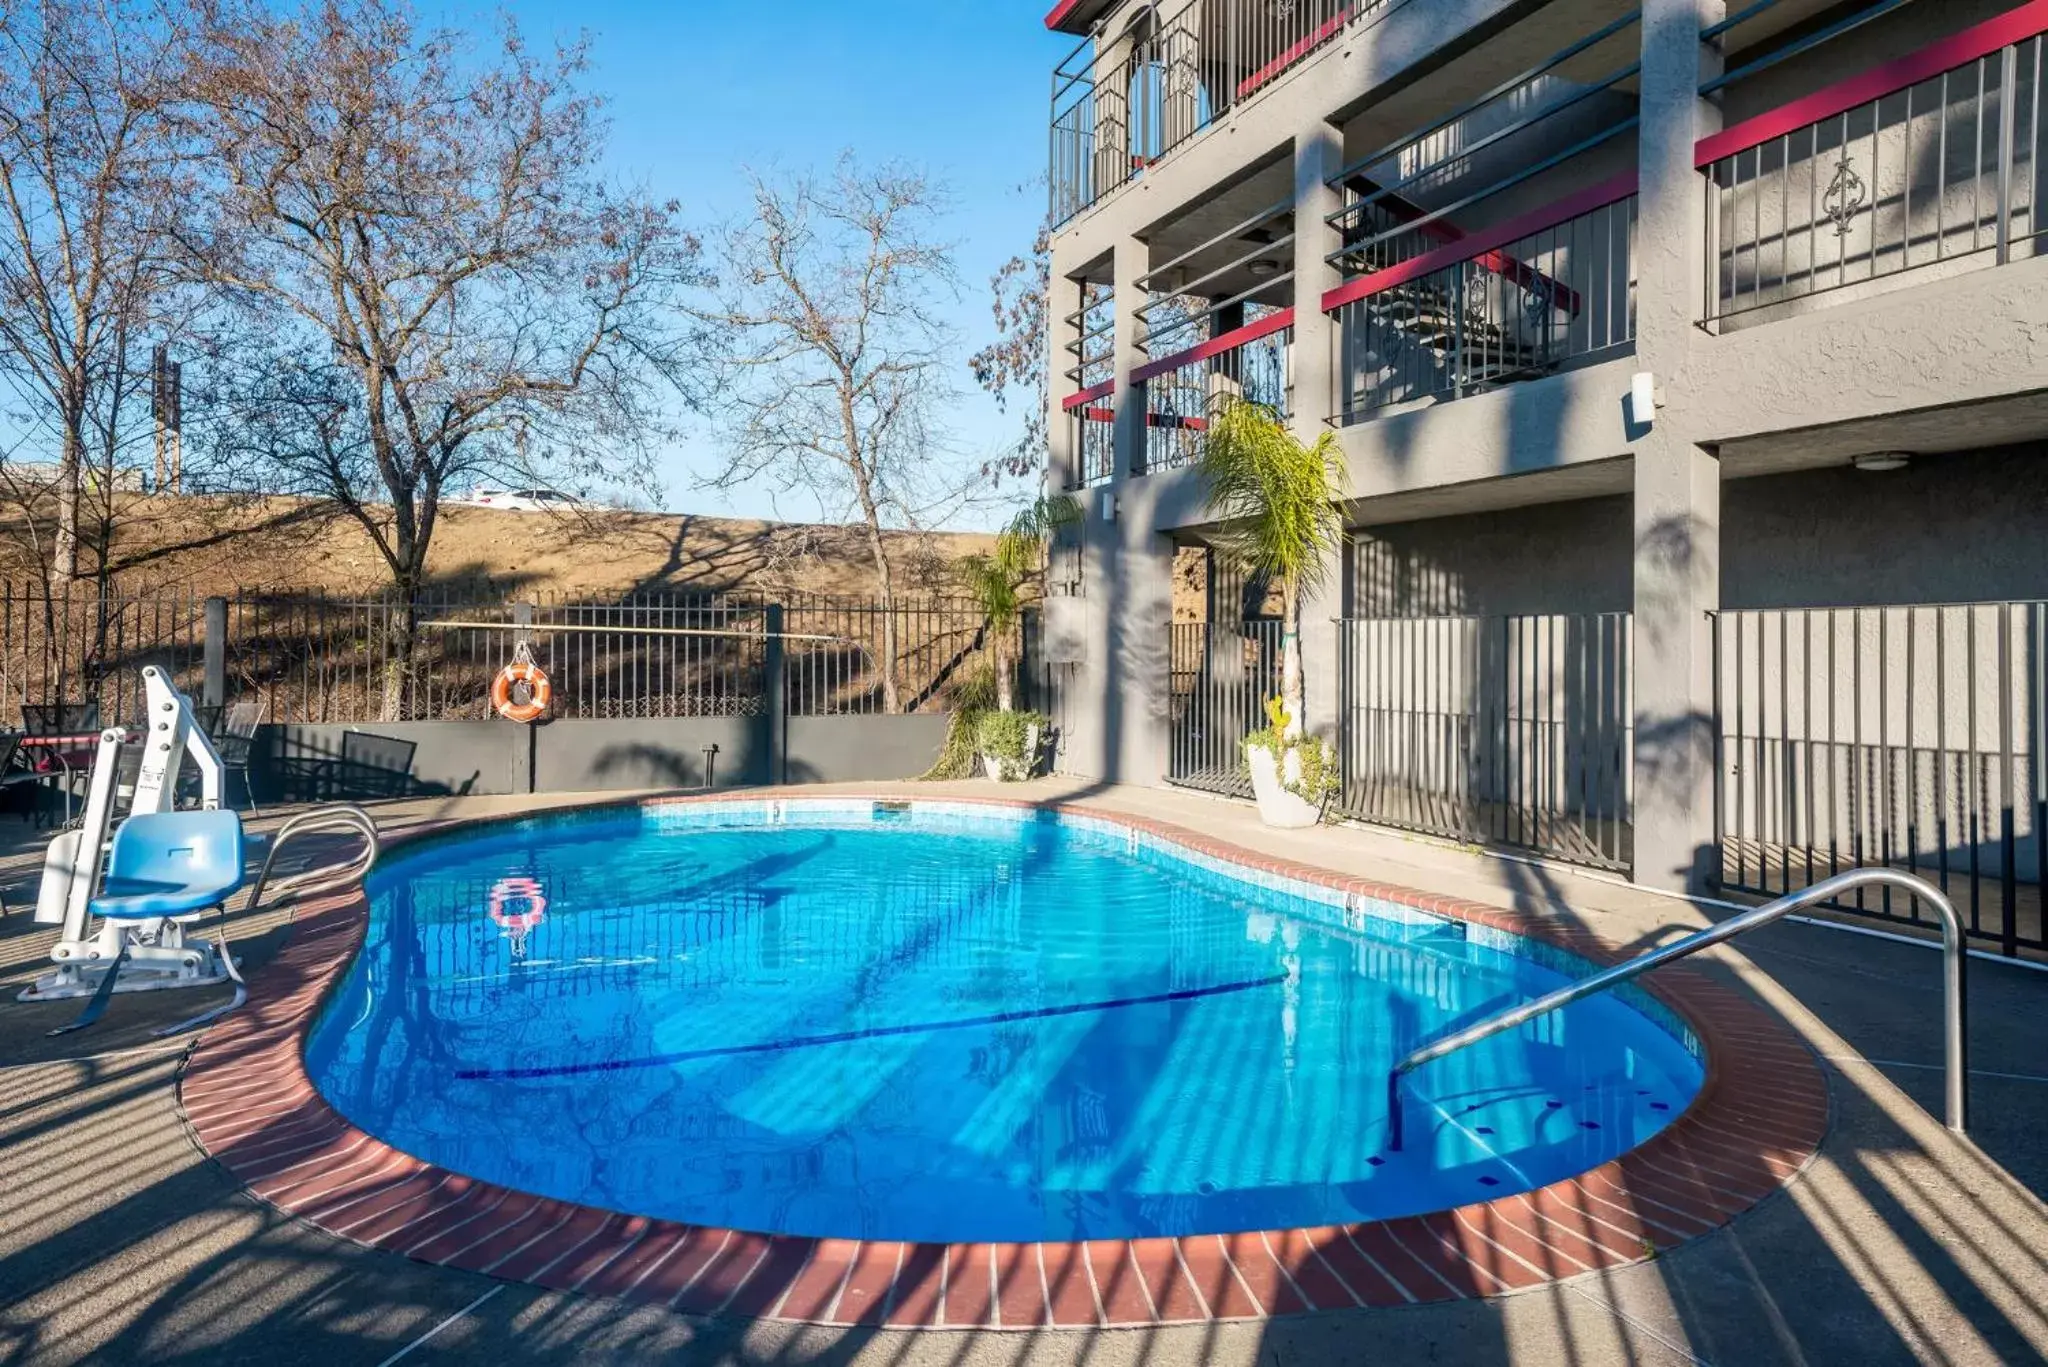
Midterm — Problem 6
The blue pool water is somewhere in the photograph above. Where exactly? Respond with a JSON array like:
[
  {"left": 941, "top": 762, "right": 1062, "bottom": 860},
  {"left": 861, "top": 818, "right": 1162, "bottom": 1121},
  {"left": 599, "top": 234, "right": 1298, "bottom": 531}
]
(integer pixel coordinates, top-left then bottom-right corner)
[{"left": 306, "top": 800, "right": 1704, "bottom": 1243}]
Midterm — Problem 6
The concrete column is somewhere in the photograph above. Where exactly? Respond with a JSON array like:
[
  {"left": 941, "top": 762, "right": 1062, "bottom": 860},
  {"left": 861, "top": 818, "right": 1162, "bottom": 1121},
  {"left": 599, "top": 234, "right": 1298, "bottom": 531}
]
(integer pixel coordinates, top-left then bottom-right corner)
[
  {"left": 202, "top": 597, "right": 228, "bottom": 709},
  {"left": 1294, "top": 125, "right": 1348, "bottom": 743},
  {"left": 1632, "top": 0, "right": 1724, "bottom": 892},
  {"left": 1045, "top": 265, "right": 1082, "bottom": 493},
  {"left": 1110, "top": 234, "right": 1149, "bottom": 482}
]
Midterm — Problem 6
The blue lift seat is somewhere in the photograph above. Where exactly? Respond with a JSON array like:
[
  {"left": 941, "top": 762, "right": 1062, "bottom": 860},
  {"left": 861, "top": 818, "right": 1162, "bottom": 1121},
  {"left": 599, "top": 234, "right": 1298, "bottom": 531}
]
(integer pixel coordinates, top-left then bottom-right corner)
[{"left": 89, "top": 810, "right": 248, "bottom": 921}]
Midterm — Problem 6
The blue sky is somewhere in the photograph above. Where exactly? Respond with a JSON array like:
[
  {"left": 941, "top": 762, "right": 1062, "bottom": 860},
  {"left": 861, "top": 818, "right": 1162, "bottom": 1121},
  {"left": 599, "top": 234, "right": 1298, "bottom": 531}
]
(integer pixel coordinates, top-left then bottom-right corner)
[{"left": 503, "top": 0, "right": 1075, "bottom": 527}]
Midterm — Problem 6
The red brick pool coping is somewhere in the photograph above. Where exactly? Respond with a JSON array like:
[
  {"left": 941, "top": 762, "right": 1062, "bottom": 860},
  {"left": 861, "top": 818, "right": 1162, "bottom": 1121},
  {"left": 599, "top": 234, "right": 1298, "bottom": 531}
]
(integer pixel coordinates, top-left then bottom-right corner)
[{"left": 177, "top": 792, "right": 1829, "bottom": 1329}]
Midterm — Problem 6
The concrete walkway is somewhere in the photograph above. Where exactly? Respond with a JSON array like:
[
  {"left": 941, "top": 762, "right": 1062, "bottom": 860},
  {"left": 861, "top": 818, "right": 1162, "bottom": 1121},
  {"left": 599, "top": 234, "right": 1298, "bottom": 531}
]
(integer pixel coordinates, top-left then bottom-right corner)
[{"left": 1, "top": 780, "right": 2044, "bottom": 1365}]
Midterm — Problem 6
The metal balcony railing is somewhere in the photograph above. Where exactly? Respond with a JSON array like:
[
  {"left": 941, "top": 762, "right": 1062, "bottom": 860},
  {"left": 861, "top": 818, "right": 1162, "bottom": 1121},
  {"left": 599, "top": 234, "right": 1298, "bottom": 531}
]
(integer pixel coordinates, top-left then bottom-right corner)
[
  {"left": 1133, "top": 310, "right": 1293, "bottom": 475},
  {"left": 1700, "top": 5, "right": 2048, "bottom": 326},
  {"left": 1327, "top": 184, "right": 1638, "bottom": 423},
  {"left": 1064, "top": 399, "right": 1117, "bottom": 490},
  {"left": 1050, "top": 0, "right": 1397, "bottom": 224}
]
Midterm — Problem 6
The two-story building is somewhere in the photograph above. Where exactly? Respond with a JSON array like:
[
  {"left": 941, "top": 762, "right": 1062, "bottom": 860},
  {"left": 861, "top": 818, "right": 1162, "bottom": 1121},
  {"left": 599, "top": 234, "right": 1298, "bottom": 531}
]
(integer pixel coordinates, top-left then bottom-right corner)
[{"left": 1037, "top": 0, "right": 2048, "bottom": 957}]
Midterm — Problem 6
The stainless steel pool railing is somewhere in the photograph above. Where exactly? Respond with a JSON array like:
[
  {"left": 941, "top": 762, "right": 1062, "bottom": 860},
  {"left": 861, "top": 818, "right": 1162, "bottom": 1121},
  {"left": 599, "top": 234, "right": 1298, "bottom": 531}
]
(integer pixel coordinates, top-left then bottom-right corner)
[
  {"left": 1384, "top": 868, "right": 1968, "bottom": 1151},
  {"left": 152, "top": 804, "right": 381, "bottom": 1038}
]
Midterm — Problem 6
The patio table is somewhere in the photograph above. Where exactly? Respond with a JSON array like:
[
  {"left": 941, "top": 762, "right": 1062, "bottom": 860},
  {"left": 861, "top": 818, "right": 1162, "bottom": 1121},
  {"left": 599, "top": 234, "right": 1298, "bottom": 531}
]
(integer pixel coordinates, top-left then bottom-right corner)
[{"left": 18, "top": 731, "right": 107, "bottom": 828}]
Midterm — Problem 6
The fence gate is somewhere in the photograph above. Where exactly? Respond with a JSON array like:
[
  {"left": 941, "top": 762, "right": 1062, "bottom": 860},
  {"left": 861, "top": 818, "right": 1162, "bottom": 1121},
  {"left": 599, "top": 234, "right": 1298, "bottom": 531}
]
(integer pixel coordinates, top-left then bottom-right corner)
[
  {"left": 1167, "top": 619, "right": 1285, "bottom": 797},
  {"left": 1336, "top": 613, "right": 1633, "bottom": 871},
  {"left": 1715, "top": 603, "right": 2046, "bottom": 957}
]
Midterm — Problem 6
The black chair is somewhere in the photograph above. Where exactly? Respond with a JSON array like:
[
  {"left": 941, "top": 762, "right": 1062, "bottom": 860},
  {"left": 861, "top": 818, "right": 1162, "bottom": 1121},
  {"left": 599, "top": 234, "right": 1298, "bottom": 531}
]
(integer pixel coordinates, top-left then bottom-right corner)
[
  {"left": 0, "top": 732, "right": 45, "bottom": 825},
  {"left": 20, "top": 702, "right": 102, "bottom": 827},
  {"left": 208, "top": 701, "right": 264, "bottom": 810},
  {"left": 337, "top": 730, "right": 418, "bottom": 801},
  {"left": 21, "top": 702, "right": 101, "bottom": 738}
]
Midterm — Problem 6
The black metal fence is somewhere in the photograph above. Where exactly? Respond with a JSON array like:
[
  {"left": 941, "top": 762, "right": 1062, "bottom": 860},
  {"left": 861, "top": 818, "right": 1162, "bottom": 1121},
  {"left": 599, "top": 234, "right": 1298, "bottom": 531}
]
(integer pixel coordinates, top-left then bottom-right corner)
[
  {"left": 0, "top": 585, "right": 993, "bottom": 728},
  {"left": 0, "top": 584, "right": 210, "bottom": 729},
  {"left": 1336, "top": 614, "right": 1634, "bottom": 871},
  {"left": 1714, "top": 603, "right": 2046, "bottom": 955},
  {"left": 1166, "top": 618, "right": 1285, "bottom": 797}
]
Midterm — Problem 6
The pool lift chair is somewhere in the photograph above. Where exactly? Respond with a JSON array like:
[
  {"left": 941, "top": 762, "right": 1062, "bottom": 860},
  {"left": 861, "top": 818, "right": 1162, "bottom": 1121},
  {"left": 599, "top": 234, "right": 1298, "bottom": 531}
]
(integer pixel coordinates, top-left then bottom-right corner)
[{"left": 20, "top": 665, "right": 379, "bottom": 1037}]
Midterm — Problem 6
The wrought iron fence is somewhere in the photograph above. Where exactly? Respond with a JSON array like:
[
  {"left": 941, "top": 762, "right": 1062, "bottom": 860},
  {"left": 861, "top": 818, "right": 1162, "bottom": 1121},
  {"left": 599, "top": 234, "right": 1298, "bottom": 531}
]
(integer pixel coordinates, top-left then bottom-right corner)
[
  {"left": 222, "top": 591, "right": 766, "bottom": 723},
  {"left": 1166, "top": 618, "right": 1285, "bottom": 797},
  {"left": 1714, "top": 603, "right": 2045, "bottom": 956},
  {"left": 1334, "top": 191, "right": 1638, "bottom": 422},
  {"left": 0, "top": 584, "right": 208, "bottom": 729},
  {"left": 781, "top": 595, "right": 992, "bottom": 716},
  {"left": 1050, "top": 0, "right": 1395, "bottom": 223},
  {"left": 1336, "top": 614, "right": 1633, "bottom": 871},
  {"left": 0, "top": 585, "right": 992, "bottom": 729},
  {"left": 1703, "top": 29, "right": 2047, "bottom": 325}
]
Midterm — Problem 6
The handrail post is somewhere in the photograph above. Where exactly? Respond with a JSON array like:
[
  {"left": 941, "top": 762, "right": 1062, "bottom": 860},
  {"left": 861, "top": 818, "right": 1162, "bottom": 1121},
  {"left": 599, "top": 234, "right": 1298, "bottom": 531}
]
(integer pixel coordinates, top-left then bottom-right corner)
[{"left": 1385, "top": 868, "right": 1968, "bottom": 1151}]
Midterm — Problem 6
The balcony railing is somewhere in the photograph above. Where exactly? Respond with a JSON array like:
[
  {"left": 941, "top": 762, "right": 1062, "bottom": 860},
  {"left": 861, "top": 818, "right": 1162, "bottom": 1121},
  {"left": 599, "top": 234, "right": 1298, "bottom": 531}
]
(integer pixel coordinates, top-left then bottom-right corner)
[
  {"left": 1700, "top": 4, "right": 2048, "bottom": 326},
  {"left": 1325, "top": 181, "right": 1638, "bottom": 423},
  {"left": 1063, "top": 386, "right": 1117, "bottom": 490},
  {"left": 1133, "top": 310, "right": 1294, "bottom": 475},
  {"left": 1050, "top": 0, "right": 1396, "bottom": 224}
]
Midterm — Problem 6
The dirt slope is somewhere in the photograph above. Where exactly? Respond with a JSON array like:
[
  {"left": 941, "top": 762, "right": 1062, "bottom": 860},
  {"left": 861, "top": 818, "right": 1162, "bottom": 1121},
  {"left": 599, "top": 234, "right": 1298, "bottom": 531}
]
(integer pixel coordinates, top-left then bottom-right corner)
[{"left": 0, "top": 494, "right": 997, "bottom": 601}]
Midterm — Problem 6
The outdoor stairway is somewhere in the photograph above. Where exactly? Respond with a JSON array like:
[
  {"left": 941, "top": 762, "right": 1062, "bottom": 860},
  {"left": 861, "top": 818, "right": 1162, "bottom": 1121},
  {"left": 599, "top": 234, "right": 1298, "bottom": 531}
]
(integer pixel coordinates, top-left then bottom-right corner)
[{"left": 1339, "top": 174, "right": 1567, "bottom": 397}]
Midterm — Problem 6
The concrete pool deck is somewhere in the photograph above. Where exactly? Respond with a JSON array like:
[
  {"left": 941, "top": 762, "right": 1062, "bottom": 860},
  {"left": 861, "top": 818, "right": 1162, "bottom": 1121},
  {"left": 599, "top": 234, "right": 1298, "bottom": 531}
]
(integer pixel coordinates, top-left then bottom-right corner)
[{"left": 2, "top": 779, "right": 2046, "bottom": 1365}]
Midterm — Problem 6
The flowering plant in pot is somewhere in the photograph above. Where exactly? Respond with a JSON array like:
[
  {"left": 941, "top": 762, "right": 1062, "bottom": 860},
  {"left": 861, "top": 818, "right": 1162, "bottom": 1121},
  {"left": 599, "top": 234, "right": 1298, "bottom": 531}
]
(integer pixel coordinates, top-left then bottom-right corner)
[
  {"left": 1240, "top": 696, "right": 1338, "bottom": 826},
  {"left": 1194, "top": 397, "right": 1344, "bottom": 828}
]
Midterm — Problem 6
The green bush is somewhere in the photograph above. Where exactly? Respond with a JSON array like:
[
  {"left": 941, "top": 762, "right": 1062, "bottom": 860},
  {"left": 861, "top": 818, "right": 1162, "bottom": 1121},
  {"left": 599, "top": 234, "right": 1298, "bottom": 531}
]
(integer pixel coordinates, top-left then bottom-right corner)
[
  {"left": 919, "top": 667, "right": 999, "bottom": 781},
  {"left": 977, "top": 708, "right": 1048, "bottom": 763}
]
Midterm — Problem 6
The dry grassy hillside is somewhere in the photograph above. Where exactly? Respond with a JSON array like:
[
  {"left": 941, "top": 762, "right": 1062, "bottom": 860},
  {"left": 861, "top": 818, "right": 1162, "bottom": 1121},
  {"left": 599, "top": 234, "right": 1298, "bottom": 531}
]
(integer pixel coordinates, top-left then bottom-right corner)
[{"left": 0, "top": 493, "right": 998, "bottom": 601}]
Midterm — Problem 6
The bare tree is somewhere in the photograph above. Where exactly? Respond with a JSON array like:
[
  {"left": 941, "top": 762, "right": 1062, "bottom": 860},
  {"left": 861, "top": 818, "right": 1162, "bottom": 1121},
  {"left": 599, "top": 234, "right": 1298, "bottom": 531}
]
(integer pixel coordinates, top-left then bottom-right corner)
[
  {"left": 969, "top": 218, "right": 1050, "bottom": 483},
  {"left": 0, "top": 0, "right": 195, "bottom": 585},
  {"left": 186, "top": 0, "right": 702, "bottom": 716},
  {"left": 697, "top": 158, "right": 964, "bottom": 714}
]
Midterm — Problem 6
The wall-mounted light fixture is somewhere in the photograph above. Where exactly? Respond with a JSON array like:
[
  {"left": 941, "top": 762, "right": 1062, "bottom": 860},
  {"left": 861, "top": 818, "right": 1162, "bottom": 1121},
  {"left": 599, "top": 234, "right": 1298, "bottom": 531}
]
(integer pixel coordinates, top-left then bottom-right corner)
[
  {"left": 1101, "top": 492, "right": 1119, "bottom": 523},
  {"left": 1852, "top": 451, "right": 1911, "bottom": 472},
  {"left": 1628, "top": 371, "right": 1659, "bottom": 428}
]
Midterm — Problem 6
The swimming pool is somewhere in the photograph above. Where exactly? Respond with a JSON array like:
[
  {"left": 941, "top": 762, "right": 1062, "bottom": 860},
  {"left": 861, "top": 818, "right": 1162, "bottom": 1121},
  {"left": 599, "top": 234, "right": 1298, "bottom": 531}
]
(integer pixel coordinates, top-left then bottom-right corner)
[{"left": 304, "top": 799, "right": 1705, "bottom": 1246}]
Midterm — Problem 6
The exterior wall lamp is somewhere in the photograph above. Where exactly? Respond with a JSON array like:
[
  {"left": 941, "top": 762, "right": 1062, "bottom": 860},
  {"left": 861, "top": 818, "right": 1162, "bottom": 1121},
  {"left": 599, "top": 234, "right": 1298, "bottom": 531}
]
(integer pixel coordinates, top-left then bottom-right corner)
[{"left": 1628, "top": 371, "right": 1660, "bottom": 428}]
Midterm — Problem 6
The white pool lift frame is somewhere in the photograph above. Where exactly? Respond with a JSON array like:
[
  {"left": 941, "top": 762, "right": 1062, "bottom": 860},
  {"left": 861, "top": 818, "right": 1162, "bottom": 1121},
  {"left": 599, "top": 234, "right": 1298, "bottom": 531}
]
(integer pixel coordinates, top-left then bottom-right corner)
[
  {"left": 23, "top": 665, "right": 235, "bottom": 1003},
  {"left": 19, "top": 665, "right": 379, "bottom": 1034}
]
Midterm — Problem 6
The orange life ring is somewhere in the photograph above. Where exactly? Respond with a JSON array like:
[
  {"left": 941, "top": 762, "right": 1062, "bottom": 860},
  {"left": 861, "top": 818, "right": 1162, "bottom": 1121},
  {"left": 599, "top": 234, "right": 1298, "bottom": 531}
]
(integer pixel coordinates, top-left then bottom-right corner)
[
  {"left": 492, "top": 660, "right": 552, "bottom": 723},
  {"left": 488, "top": 876, "right": 548, "bottom": 933}
]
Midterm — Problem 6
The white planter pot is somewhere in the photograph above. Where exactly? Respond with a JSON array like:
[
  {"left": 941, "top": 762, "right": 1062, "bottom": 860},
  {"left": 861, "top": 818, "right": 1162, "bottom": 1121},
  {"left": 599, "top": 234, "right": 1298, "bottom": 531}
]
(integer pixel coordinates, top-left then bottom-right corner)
[
  {"left": 983, "top": 723, "right": 1041, "bottom": 783},
  {"left": 1246, "top": 744, "right": 1322, "bottom": 829}
]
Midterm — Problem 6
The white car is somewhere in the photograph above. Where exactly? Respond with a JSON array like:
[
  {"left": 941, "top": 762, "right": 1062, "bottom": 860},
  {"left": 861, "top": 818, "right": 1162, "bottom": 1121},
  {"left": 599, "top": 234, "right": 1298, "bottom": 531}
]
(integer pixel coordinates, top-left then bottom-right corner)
[{"left": 455, "top": 487, "right": 587, "bottom": 512}]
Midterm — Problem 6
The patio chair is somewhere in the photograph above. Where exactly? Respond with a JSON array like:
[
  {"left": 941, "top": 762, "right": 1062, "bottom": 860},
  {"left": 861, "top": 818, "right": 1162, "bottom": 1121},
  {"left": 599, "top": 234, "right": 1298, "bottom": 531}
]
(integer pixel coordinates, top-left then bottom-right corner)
[
  {"left": 0, "top": 732, "right": 46, "bottom": 826},
  {"left": 209, "top": 701, "right": 263, "bottom": 811},
  {"left": 20, "top": 702, "right": 102, "bottom": 827},
  {"left": 337, "top": 730, "right": 418, "bottom": 801}
]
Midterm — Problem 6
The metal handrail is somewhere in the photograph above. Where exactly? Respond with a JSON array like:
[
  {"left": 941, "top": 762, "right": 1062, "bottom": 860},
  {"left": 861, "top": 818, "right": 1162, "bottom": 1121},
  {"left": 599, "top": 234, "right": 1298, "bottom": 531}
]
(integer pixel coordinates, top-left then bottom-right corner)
[
  {"left": 1385, "top": 868, "right": 1968, "bottom": 1150},
  {"left": 154, "top": 805, "right": 381, "bottom": 1037}
]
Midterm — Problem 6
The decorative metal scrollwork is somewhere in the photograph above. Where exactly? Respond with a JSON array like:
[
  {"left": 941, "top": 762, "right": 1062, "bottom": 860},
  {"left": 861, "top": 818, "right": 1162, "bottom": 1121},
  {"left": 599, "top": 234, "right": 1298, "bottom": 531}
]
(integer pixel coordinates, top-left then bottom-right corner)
[
  {"left": 1822, "top": 157, "right": 1868, "bottom": 237},
  {"left": 1462, "top": 271, "right": 1491, "bottom": 332},
  {"left": 1522, "top": 275, "right": 1557, "bottom": 324}
]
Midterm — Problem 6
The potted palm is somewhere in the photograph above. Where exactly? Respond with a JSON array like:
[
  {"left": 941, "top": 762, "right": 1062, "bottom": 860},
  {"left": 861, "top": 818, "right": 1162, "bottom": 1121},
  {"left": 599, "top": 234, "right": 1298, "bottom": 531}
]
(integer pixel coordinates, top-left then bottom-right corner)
[
  {"left": 1194, "top": 398, "right": 1344, "bottom": 828},
  {"left": 956, "top": 495, "right": 1079, "bottom": 780}
]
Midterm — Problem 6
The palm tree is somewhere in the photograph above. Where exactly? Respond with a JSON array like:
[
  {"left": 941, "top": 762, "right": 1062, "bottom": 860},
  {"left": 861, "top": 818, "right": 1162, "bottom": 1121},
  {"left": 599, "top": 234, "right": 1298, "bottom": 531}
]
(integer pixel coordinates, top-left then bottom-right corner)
[
  {"left": 956, "top": 494, "right": 1081, "bottom": 711},
  {"left": 1194, "top": 397, "right": 1344, "bottom": 741}
]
